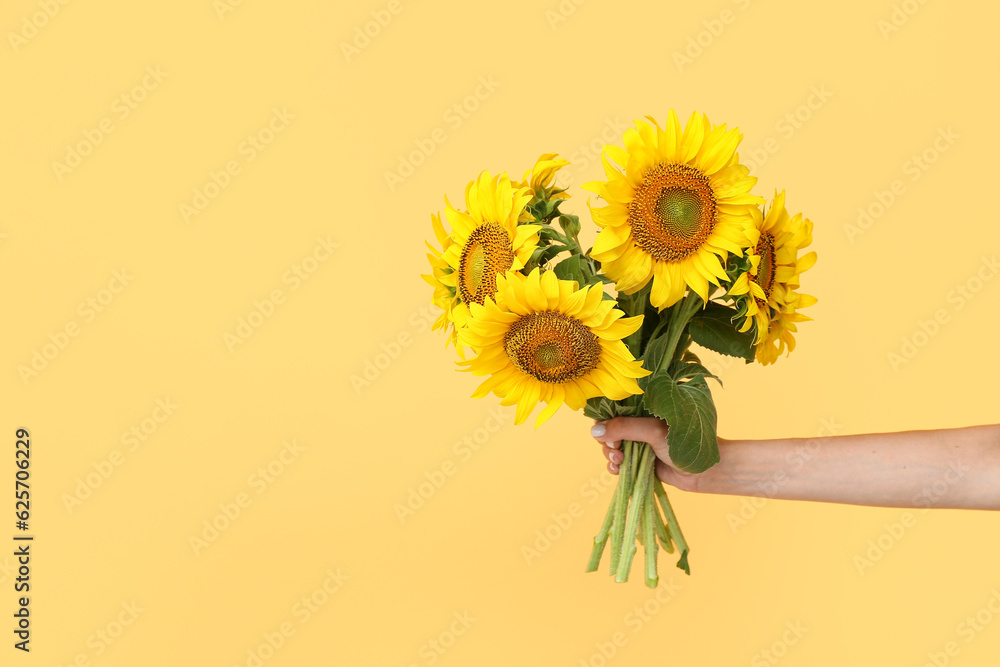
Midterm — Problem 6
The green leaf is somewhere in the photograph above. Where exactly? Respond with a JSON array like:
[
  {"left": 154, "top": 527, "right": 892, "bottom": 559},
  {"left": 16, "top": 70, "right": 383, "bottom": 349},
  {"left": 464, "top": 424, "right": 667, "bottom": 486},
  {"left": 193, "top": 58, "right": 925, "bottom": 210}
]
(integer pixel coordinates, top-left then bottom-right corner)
[
  {"left": 583, "top": 397, "right": 642, "bottom": 420},
  {"left": 644, "top": 372, "right": 720, "bottom": 473},
  {"left": 639, "top": 333, "right": 672, "bottom": 386},
  {"left": 676, "top": 550, "right": 690, "bottom": 575},
  {"left": 536, "top": 244, "right": 566, "bottom": 267},
  {"left": 615, "top": 401, "right": 644, "bottom": 417},
  {"left": 527, "top": 246, "right": 546, "bottom": 267},
  {"left": 538, "top": 225, "right": 566, "bottom": 242},
  {"left": 668, "top": 360, "right": 722, "bottom": 388},
  {"left": 529, "top": 197, "right": 561, "bottom": 223},
  {"left": 724, "top": 251, "right": 754, "bottom": 284},
  {"left": 583, "top": 397, "right": 613, "bottom": 421},
  {"left": 553, "top": 254, "right": 585, "bottom": 286},
  {"left": 557, "top": 214, "right": 581, "bottom": 238},
  {"left": 589, "top": 274, "right": 615, "bottom": 286},
  {"left": 687, "top": 301, "right": 755, "bottom": 362}
]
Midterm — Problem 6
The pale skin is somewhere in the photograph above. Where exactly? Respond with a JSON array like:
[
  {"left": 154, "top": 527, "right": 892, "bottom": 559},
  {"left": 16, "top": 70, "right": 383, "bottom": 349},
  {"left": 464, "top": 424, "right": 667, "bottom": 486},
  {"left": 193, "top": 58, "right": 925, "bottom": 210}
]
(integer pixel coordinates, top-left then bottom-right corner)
[{"left": 590, "top": 417, "right": 1000, "bottom": 511}]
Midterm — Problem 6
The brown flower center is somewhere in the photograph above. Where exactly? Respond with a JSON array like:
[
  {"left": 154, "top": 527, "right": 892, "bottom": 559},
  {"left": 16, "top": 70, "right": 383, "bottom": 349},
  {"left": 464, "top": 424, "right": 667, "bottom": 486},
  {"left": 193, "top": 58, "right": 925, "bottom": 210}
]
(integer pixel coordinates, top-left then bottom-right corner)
[
  {"left": 458, "top": 223, "right": 514, "bottom": 306},
  {"left": 504, "top": 311, "right": 601, "bottom": 383},
  {"left": 754, "top": 231, "right": 776, "bottom": 308},
  {"left": 628, "top": 163, "right": 717, "bottom": 262}
]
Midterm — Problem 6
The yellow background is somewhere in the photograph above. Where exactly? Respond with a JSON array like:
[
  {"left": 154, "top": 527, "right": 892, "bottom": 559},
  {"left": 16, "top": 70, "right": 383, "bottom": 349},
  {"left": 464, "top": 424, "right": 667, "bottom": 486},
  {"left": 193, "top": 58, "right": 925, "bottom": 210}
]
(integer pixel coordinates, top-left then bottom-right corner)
[{"left": 3, "top": 0, "right": 1000, "bottom": 664}]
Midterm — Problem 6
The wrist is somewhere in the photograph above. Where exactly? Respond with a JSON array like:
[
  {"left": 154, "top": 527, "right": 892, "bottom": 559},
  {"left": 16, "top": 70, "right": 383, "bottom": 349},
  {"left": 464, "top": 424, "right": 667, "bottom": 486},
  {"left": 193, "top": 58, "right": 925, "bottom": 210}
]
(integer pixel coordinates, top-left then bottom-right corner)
[{"left": 693, "top": 435, "right": 758, "bottom": 497}]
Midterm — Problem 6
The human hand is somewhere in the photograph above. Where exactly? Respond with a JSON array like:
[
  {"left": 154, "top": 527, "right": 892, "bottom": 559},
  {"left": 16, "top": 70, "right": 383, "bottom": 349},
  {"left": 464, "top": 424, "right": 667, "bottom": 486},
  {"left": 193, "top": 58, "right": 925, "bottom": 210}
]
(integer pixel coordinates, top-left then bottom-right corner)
[{"left": 590, "top": 416, "right": 713, "bottom": 493}]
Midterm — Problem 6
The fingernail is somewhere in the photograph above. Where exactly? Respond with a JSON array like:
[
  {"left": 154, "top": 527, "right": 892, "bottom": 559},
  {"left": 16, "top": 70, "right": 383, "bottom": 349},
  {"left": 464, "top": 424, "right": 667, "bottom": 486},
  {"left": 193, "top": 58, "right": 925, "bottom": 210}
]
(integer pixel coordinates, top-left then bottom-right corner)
[
  {"left": 605, "top": 441, "right": 618, "bottom": 450},
  {"left": 610, "top": 462, "right": 619, "bottom": 473},
  {"left": 611, "top": 451, "right": 622, "bottom": 464},
  {"left": 591, "top": 423, "right": 606, "bottom": 437}
]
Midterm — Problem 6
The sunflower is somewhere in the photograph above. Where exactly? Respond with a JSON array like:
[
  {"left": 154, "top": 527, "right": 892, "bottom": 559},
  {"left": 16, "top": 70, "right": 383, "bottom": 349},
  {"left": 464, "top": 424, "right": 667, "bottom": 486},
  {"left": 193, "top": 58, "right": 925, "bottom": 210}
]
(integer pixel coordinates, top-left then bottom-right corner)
[
  {"left": 728, "top": 190, "right": 817, "bottom": 365},
  {"left": 583, "top": 111, "right": 763, "bottom": 309},
  {"left": 458, "top": 268, "right": 650, "bottom": 427},
  {"left": 420, "top": 212, "right": 463, "bottom": 350},
  {"left": 422, "top": 171, "right": 542, "bottom": 355},
  {"left": 514, "top": 153, "right": 571, "bottom": 205}
]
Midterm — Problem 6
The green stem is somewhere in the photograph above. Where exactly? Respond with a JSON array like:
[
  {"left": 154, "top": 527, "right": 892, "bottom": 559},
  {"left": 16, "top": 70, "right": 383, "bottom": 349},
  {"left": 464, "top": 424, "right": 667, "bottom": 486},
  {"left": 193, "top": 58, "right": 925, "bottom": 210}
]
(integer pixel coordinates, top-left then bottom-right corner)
[
  {"left": 658, "top": 291, "right": 703, "bottom": 373},
  {"left": 586, "top": 469, "right": 622, "bottom": 572},
  {"left": 653, "top": 499, "right": 674, "bottom": 553},
  {"left": 608, "top": 441, "right": 634, "bottom": 575},
  {"left": 652, "top": 313, "right": 671, "bottom": 336},
  {"left": 619, "top": 287, "right": 652, "bottom": 356},
  {"left": 654, "top": 478, "right": 690, "bottom": 575},
  {"left": 646, "top": 314, "right": 670, "bottom": 349},
  {"left": 618, "top": 441, "right": 639, "bottom": 570},
  {"left": 614, "top": 443, "right": 656, "bottom": 582},
  {"left": 641, "top": 463, "right": 659, "bottom": 589},
  {"left": 579, "top": 255, "right": 595, "bottom": 285}
]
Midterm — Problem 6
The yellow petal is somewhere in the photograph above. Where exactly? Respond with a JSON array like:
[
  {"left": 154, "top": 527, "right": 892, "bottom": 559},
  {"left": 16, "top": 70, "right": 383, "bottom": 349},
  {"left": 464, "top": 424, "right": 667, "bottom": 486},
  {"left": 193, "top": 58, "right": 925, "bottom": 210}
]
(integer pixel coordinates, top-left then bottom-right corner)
[
  {"left": 679, "top": 111, "right": 706, "bottom": 164},
  {"left": 513, "top": 224, "right": 542, "bottom": 247},
  {"left": 604, "top": 178, "right": 635, "bottom": 204},
  {"left": 696, "top": 125, "right": 741, "bottom": 175},
  {"left": 796, "top": 293, "right": 818, "bottom": 308},
  {"left": 605, "top": 144, "right": 629, "bottom": 169},
  {"left": 477, "top": 171, "right": 498, "bottom": 222},
  {"left": 594, "top": 315, "right": 643, "bottom": 341},
  {"left": 635, "top": 118, "right": 658, "bottom": 152},
  {"left": 525, "top": 268, "right": 548, "bottom": 312},
  {"left": 563, "top": 381, "right": 587, "bottom": 410},
  {"left": 797, "top": 251, "right": 818, "bottom": 274},
  {"left": 574, "top": 283, "right": 605, "bottom": 319},
  {"left": 535, "top": 386, "right": 565, "bottom": 428},
  {"left": 540, "top": 269, "right": 561, "bottom": 309},
  {"left": 650, "top": 262, "right": 671, "bottom": 308},
  {"left": 659, "top": 109, "right": 683, "bottom": 161},
  {"left": 514, "top": 380, "right": 541, "bottom": 425},
  {"left": 592, "top": 223, "right": 631, "bottom": 258},
  {"left": 445, "top": 203, "right": 477, "bottom": 240},
  {"left": 495, "top": 174, "right": 513, "bottom": 223}
]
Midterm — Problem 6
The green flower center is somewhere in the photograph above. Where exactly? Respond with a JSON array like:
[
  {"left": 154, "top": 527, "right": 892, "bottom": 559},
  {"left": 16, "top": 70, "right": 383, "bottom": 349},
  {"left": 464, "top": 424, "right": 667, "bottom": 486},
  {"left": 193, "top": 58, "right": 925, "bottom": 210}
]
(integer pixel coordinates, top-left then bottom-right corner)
[
  {"left": 534, "top": 341, "right": 563, "bottom": 369},
  {"left": 655, "top": 188, "right": 703, "bottom": 240},
  {"left": 467, "top": 245, "right": 486, "bottom": 288},
  {"left": 628, "top": 163, "right": 718, "bottom": 262}
]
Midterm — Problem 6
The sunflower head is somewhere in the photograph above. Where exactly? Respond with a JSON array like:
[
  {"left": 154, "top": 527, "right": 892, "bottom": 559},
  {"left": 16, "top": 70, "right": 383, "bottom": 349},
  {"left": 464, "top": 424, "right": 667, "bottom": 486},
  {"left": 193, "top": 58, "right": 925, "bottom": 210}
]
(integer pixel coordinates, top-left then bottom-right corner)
[
  {"left": 421, "top": 212, "right": 463, "bottom": 352},
  {"left": 727, "top": 191, "right": 817, "bottom": 364},
  {"left": 458, "top": 268, "right": 651, "bottom": 427},
  {"left": 516, "top": 153, "right": 571, "bottom": 203},
  {"left": 426, "top": 171, "right": 542, "bottom": 344},
  {"left": 583, "top": 111, "right": 763, "bottom": 310}
]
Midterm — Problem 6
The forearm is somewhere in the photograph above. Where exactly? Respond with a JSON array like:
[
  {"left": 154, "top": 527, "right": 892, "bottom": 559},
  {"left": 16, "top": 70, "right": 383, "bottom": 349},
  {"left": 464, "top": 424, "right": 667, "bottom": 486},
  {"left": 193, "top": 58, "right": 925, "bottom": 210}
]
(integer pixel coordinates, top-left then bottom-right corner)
[{"left": 697, "top": 424, "right": 1000, "bottom": 510}]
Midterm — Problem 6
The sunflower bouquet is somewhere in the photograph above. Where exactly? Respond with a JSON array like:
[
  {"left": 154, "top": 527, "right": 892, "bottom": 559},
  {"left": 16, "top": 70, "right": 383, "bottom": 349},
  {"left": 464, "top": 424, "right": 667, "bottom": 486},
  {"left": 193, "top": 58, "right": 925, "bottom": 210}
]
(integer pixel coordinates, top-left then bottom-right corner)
[{"left": 422, "top": 111, "right": 816, "bottom": 587}]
